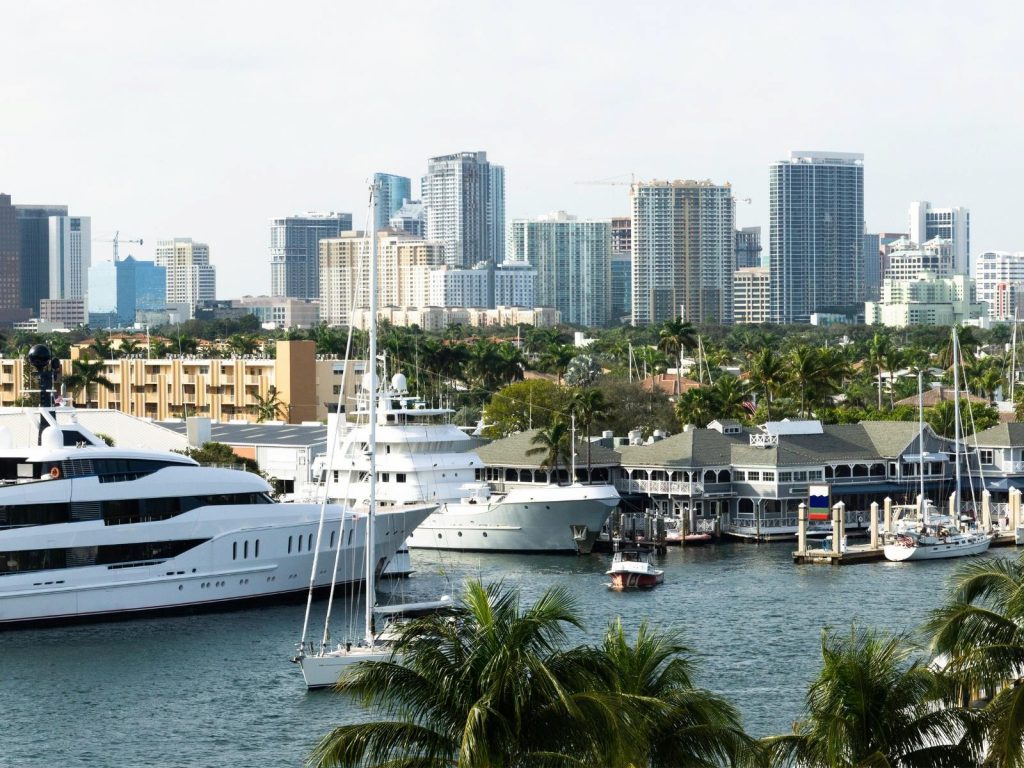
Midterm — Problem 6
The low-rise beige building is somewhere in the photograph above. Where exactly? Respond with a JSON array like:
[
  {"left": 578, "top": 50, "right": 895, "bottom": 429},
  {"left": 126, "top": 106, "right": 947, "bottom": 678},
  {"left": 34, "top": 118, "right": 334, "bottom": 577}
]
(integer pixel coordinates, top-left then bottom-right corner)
[{"left": 0, "top": 341, "right": 364, "bottom": 424}]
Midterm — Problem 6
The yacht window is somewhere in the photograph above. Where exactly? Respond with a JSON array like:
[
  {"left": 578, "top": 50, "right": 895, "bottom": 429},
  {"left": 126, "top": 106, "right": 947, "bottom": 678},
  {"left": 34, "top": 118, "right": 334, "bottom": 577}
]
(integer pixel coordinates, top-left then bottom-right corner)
[
  {"left": 308, "top": 533, "right": 313, "bottom": 551},
  {"left": 396, "top": 473, "right": 406, "bottom": 483},
  {"left": 0, "top": 502, "right": 72, "bottom": 528},
  {"left": 347, "top": 528, "right": 354, "bottom": 547},
  {"left": 243, "top": 541, "right": 249, "bottom": 559},
  {"left": 232, "top": 542, "right": 237, "bottom": 560},
  {"left": 288, "top": 536, "right": 293, "bottom": 553},
  {"left": 255, "top": 539, "right": 259, "bottom": 558},
  {"left": 329, "top": 531, "right": 335, "bottom": 548},
  {"left": 0, "top": 539, "right": 207, "bottom": 574},
  {"left": 297, "top": 535, "right": 303, "bottom": 553}
]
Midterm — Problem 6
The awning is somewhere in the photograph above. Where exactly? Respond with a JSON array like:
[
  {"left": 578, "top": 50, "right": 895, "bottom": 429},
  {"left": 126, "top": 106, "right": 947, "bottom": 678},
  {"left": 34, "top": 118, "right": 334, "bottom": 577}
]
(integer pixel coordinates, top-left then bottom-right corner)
[{"left": 829, "top": 482, "right": 906, "bottom": 495}]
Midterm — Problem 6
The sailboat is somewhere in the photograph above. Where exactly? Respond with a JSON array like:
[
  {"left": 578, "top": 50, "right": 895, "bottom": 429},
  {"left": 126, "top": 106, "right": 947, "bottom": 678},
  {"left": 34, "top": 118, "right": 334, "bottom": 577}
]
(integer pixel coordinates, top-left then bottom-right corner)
[
  {"left": 884, "top": 331, "right": 991, "bottom": 562},
  {"left": 294, "top": 183, "right": 438, "bottom": 689}
]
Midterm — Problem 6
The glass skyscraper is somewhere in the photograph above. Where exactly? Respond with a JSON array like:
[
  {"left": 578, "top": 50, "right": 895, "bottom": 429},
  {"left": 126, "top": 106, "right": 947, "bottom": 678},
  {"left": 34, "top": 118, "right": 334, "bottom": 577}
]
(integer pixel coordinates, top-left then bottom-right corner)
[
  {"left": 15, "top": 203, "right": 67, "bottom": 315},
  {"left": 88, "top": 256, "right": 167, "bottom": 327},
  {"left": 769, "top": 151, "right": 864, "bottom": 323},
  {"left": 269, "top": 212, "right": 352, "bottom": 299},
  {"left": 373, "top": 173, "right": 412, "bottom": 231}
]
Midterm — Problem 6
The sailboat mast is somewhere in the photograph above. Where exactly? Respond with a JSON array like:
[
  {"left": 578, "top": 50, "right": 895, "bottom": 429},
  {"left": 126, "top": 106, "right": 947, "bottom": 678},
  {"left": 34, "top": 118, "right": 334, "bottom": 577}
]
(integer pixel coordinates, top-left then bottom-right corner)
[
  {"left": 1012, "top": 307, "right": 1019, "bottom": 404},
  {"left": 952, "top": 328, "right": 962, "bottom": 523},
  {"left": 918, "top": 370, "right": 925, "bottom": 507},
  {"left": 365, "top": 183, "right": 379, "bottom": 647}
]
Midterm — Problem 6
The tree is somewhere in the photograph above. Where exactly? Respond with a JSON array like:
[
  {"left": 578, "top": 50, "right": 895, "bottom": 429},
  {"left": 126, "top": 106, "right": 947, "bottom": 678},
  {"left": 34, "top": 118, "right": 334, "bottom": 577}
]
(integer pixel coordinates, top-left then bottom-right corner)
[
  {"left": 570, "top": 387, "right": 608, "bottom": 481},
  {"left": 538, "top": 344, "right": 575, "bottom": 385},
  {"left": 527, "top": 419, "right": 571, "bottom": 483},
  {"left": 926, "top": 555, "right": 1024, "bottom": 768},
  {"left": 764, "top": 624, "right": 980, "bottom": 768},
  {"left": 309, "top": 580, "right": 624, "bottom": 768},
  {"left": 177, "top": 441, "right": 260, "bottom": 473},
  {"left": 748, "top": 348, "right": 785, "bottom": 421},
  {"left": 252, "top": 385, "right": 286, "bottom": 422},
  {"left": 482, "top": 379, "right": 567, "bottom": 438},
  {"left": 226, "top": 333, "right": 260, "bottom": 357},
  {"left": 658, "top": 317, "right": 698, "bottom": 394},
  {"left": 867, "top": 332, "right": 893, "bottom": 411},
  {"left": 62, "top": 359, "right": 114, "bottom": 406},
  {"left": 563, "top": 353, "right": 601, "bottom": 388},
  {"left": 597, "top": 619, "right": 755, "bottom": 768},
  {"left": 926, "top": 399, "right": 998, "bottom": 439}
]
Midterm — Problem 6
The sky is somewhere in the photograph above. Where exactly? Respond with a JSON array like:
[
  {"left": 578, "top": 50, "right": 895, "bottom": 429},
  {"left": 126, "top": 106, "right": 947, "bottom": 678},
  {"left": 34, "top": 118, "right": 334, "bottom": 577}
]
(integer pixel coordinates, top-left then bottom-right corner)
[{"left": 3, "top": 0, "right": 1023, "bottom": 297}]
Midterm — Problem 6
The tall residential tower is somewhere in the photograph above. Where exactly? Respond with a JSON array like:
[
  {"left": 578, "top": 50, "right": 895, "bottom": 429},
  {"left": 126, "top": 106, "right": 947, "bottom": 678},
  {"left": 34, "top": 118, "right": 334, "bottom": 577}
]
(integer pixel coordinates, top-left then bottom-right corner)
[
  {"left": 508, "top": 211, "right": 611, "bottom": 327},
  {"left": 630, "top": 180, "right": 735, "bottom": 326},
  {"left": 908, "top": 201, "right": 970, "bottom": 275},
  {"left": 422, "top": 151, "right": 505, "bottom": 268},
  {"left": 769, "top": 151, "right": 864, "bottom": 324},
  {"left": 373, "top": 173, "right": 412, "bottom": 230},
  {"left": 155, "top": 238, "right": 216, "bottom": 319}
]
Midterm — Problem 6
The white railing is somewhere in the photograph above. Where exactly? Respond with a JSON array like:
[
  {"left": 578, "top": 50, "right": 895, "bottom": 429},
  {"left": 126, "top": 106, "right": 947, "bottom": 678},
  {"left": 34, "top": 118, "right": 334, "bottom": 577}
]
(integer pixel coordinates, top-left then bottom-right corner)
[
  {"left": 615, "top": 479, "right": 704, "bottom": 496},
  {"left": 694, "top": 518, "right": 716, "bottom": 533},
  {"left": 749, "top": 434, "right": 778, "bottom": 447}
]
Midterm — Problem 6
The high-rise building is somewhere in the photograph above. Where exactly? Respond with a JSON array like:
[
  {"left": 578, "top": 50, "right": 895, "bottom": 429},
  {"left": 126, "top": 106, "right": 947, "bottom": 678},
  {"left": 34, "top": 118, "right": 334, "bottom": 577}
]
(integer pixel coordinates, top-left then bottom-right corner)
[
  {"left": 48, "top": 215, "right": 92, "bottom": 304},
  {"left": 864, "top": 233, "right": 881, "bottom": 301},
  {"left": 884, "top": 239, "right": 954, "bottom": 282},
  {"left": 428, "top": 265, "right": 492, "bottom": 309},
  {"left": 422, "top": 151, "right": 505, "bottom": 267},
  {"left": 630, "top": 180, "right": 735, "bottom": 326},
  {"left": 318, "top": 231, "right": 445, "bottom": 326},
  {"left": 909, "top": 202, "right": 970, "bottom": 275},
  {"left": 373, "top": 173, "right": 412, "bottom": 230},
  {"left": 976, "top": 250, "right": 1024, "bottom": 321},
  {"left": 508, "top": 211, "right": 612, "bottom": 327},
  {"left": 88, "top": 256, "right": 167, "bottom": 327},
  {"left": 14, "top": 203, "right": 67, "bottom": 316},
  {"left": 610, "top": 217, "right": 632, "bottom": 325},
  {"left": 270, "top": 212, "right": 352, "bottom": 299},
  {"left": 155, "top": 238, "right": 216, "bottom": 319},
  {"left": 0, "top": 194, "right": 21, "bottom": 320},
  {"left": 733, "top": 267, "right": 770, "bottom": 324},
  {"left": 769, "top": 151, "right": 864, "bottom": 324},
  {"left": 389, "top": 200, "right": 426, "bottom": 237},
  {"left": 865, "top": 274, "right": 984, "bottom": 328},
  {"left": 735, "top": 226, "right": 763, "bottom": 269}
]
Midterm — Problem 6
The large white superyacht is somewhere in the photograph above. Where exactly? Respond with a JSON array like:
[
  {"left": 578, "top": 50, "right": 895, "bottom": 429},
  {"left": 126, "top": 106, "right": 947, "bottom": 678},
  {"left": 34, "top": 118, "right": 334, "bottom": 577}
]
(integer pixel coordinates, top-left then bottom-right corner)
[
  {"left": 0, "top": 349, "right": 432, "bottom": 628},
  {"left": 317, "top": 373, "right": 620, "bottom": 554}
]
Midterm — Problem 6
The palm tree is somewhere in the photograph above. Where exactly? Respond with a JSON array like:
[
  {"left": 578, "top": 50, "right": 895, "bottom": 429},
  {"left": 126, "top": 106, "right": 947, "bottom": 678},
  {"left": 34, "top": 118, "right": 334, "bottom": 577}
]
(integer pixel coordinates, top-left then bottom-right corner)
[
  {"left": 712, "top": 374, "right": 752, "bottom": 420},
  {"left": 309, "top": 580, "right": 623, "bottom": 768},
  {"left": 748, "top": 348, "right": 785, "bottom": 421},
  {"left": 226, "top": 333, "right": 259, "bottom": 357},
  {"left": 494, "top": 342, "right": 525, "bottom": 386},
  {"left": 658, "top": 317, "right": 698, "bottom": 394},
  {"left": 466, "top": 339, "right": 501, "bottom": 392},
  {"left": 764, "top": 624, "right": 980, "bottom": 768},
  {"left": 867, "top": 332, "right": 893, "bottom": 411},
  {"left": 597, "top": 618, "right": 755, "bottom": 768},
  {"left": 252, "top": 385, "right": 286, "bottom": 422},
  {"left": 538, "top": 344, "right": 575, "bottom": 385},
  {"left": 926, "top": 555, "right": 1024, "bottom": 767},
  {"left": 570, "top": 387, "right": 608, "bottom": 482},
  {"left": 527, "top": 419, "right": 570, "bottom": 484},
  {"left": 87, "top": 333, "right": 114, "bottom": 361},
  {"left": 62, "top": 359, "right": 115, "bottom": 407},
  {"left": 788, "top": 345, "right": 823, "bottom": 419}
]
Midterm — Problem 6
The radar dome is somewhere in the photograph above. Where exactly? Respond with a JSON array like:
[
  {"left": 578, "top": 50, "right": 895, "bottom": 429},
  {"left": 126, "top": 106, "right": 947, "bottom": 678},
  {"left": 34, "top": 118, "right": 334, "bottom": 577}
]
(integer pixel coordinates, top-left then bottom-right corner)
[
  {"left": 391, "top": 373, "right": 408, "bottom": 393},
  {"left": 361, "top": 371, "right": 378, "bottom": 394},
  {"left": 41, "top": 426, "right": 63, "bottom": 451},
  {"left": 27, "top": 344, "right": 52, "bottom": 369}
]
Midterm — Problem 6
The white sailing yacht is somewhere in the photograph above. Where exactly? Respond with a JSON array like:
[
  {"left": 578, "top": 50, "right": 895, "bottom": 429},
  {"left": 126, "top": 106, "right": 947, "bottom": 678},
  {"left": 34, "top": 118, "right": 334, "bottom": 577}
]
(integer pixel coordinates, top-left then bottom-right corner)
[
  {"left": 294, "top": 183, "right": 437, "bottom": 689},
  {"left": 884, "top": 334, "right": 991, "bottom": 562}
]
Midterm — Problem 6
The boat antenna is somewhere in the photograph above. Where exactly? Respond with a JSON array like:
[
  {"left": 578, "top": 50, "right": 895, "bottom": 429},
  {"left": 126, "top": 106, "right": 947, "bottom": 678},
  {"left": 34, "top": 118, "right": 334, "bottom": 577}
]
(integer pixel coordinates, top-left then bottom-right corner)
[{"left": 570, "top": 412, "right": 577, "bottom": 485}]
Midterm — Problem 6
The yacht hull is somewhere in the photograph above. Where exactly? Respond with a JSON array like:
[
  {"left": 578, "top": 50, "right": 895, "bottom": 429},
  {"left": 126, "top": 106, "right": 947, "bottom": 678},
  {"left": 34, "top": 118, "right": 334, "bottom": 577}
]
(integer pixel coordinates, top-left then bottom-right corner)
[
  {"left": 407, "top": 484, "right": 619, "bottom": 553},
  {"left": 298, "top": 646, "right": 391, "bottom": 690},
  {"left": 0, "top": 506, "right": 433, "bottom": 629},
  {"left": 883, "top": 534, "right": 992, "bottom": 562}
]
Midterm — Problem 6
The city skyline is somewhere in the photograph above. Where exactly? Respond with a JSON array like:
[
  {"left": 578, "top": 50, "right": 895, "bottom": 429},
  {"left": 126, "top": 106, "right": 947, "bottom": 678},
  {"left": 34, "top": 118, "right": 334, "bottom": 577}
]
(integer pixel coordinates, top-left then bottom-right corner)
[{"left": 3, "top": 2, "right": 1021, "bottom": 298}]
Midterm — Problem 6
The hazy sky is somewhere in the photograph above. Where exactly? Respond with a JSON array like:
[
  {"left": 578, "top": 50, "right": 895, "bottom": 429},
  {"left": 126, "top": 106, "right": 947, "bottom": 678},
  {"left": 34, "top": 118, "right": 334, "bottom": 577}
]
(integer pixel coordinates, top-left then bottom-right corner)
[{"left": 3, "top": 1, "right": 1023, "bottom": 296}]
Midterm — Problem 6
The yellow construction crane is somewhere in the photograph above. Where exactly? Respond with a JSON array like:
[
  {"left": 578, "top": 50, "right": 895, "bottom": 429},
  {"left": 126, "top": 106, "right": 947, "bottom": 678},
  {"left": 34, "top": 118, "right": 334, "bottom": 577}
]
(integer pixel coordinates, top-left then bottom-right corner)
[{"left": 93, "top": 231, "right": 144, "bottom": 262}]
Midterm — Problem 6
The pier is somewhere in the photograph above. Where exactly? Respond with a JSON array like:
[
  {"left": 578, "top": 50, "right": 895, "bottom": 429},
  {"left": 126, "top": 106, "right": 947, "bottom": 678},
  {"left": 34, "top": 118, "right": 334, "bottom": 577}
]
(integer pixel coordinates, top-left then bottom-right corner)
[{"left": 793, "top": 491, "right": 1021, "bottom": 565}]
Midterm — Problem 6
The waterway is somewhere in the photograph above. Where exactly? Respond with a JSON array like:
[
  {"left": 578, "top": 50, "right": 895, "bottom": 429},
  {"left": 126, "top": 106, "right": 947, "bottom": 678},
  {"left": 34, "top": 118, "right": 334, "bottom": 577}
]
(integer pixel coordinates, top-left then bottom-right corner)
[{"left": 2, "top": 542, "right": 1015, "bottom": 767}]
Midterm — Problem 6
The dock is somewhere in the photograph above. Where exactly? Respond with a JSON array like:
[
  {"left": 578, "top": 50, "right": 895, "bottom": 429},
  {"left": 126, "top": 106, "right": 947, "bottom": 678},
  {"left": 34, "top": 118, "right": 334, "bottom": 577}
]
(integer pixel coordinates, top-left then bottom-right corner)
[{"left": 792, "top": 496, "right": 1021, "bottom": 565}]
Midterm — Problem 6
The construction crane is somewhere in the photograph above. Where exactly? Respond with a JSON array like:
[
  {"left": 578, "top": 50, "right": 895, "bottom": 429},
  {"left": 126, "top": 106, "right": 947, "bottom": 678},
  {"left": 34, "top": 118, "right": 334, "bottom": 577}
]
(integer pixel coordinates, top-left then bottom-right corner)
[{"left": 93, "top": 231, "right": 144, "bottom": 262}]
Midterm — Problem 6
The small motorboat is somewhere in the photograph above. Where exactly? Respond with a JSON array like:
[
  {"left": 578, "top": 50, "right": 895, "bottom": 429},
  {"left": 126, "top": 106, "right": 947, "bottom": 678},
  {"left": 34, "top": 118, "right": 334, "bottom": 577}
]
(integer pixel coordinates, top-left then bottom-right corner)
[{"left": 606, "top": 544, "right": 664, "bottom": 589}]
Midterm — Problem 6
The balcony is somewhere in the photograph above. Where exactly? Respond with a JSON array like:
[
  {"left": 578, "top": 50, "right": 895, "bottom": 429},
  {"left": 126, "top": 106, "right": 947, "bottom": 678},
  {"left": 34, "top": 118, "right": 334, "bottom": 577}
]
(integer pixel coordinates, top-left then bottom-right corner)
[{"left": 615, "top": 479, "right": 704, "bottom": 497}]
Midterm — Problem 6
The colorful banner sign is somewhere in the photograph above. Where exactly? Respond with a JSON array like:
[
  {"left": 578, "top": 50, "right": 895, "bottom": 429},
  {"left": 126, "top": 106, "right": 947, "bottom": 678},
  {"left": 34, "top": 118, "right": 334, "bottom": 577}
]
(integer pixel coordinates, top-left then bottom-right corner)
[{"left": 808, "top": 484, "right": 830, "bottom": 521}]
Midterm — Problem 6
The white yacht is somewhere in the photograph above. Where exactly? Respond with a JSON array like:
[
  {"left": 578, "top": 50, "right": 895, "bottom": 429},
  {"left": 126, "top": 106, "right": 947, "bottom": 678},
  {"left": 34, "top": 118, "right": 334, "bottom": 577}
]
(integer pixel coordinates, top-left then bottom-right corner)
[
  {"left": 0, "top": 405, "right": 432, "bottom": 628},
  {"left": 317, "top": 374, "right": 619, "bottom": 554}
]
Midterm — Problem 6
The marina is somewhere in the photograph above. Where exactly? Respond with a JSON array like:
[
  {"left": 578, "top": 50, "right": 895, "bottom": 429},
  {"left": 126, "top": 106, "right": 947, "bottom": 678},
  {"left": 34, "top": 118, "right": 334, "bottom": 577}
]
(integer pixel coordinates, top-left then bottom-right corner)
[{"left": 3, "top": 541, "right": 1019, "bottom": 767}]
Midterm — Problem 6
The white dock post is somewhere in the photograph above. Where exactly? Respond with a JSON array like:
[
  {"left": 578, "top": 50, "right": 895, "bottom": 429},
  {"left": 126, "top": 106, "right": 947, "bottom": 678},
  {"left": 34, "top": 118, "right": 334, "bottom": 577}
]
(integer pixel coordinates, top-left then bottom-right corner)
[
  {"left": 982, "top": 490, "right": 992, "bottom": 532},
  {"left": 832, "top": 501, "right": 844, "bottom": 555},
  {"left": 870, "top": 501, "right": 879, "bottom": 549},
  {"left": 883, "top": 497, "right": 892, "bottom": 535},
  {"left": 1012, "top": 488, "right": 1021, "bottom": 533},
  {"left": 797, "top": 502, "right": 807, "bottom": 555}
]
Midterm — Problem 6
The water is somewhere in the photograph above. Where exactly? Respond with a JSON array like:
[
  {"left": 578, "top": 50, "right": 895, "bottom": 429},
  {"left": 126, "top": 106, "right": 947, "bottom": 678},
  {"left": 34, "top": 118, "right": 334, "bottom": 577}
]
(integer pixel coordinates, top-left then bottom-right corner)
[{"left": 2, "top": 543, "right": 1014, "bottom": 767}]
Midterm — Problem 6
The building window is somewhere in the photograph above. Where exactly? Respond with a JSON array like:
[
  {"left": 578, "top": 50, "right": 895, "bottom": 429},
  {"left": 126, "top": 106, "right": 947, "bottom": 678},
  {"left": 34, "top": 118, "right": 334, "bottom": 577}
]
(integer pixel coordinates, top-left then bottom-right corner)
[
  {"left": 778, "top": 472, "right": 791, "bottom": 482},
  {"left": 747, "top": 471, "right": 760, "bottom": 482},
  {"left": 734, "top": 470, "right": 745, "bottom": 481},
  {"left": 979, "top": 449, "right": 994, "bottom": 465}
]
